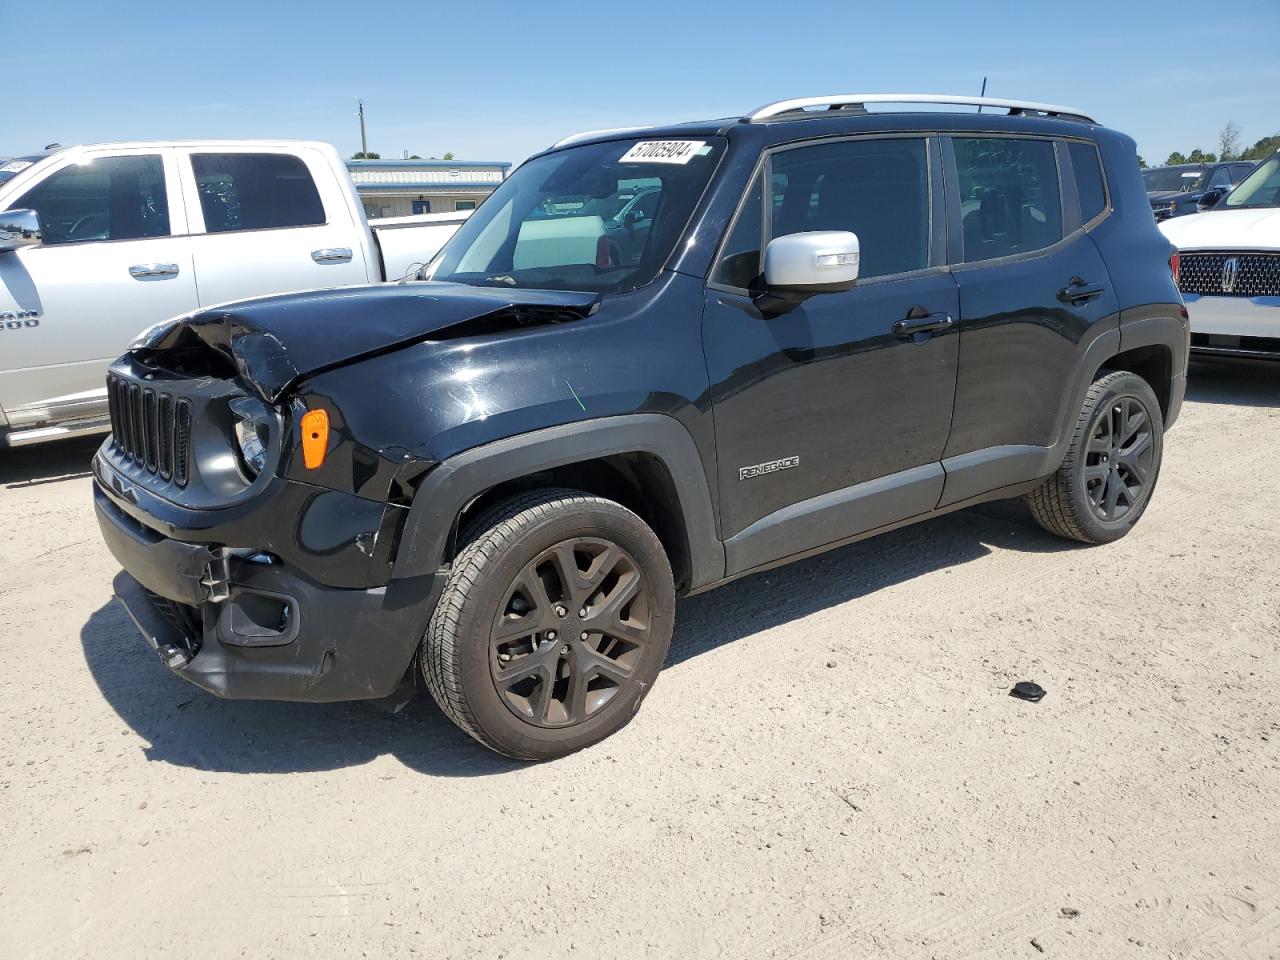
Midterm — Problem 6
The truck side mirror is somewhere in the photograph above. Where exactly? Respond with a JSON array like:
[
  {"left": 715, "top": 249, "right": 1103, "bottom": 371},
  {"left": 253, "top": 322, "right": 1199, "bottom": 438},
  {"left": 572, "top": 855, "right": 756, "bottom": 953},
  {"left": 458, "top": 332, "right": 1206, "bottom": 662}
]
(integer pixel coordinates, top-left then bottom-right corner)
[
  {"left": 1196, "top": 189, "right": 1225, "bottom": 212},
  {"left": 0, "top": 209, "right": 43, "bottom": 252},
  {"left": 754, "top": 230, "right": 860, "bottom": 316}
]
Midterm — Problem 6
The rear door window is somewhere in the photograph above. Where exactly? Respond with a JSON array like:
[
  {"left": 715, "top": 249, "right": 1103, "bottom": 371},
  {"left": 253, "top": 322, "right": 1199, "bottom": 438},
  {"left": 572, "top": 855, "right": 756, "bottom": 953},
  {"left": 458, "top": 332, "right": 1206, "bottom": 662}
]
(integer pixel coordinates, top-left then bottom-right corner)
[
  {"left": 1068, "top": 141, "right": 1108, "bottom": 224},
  {"left": 13, "top": 154, "right": 170, "bottom": 245},
  {"left": 952, "top": 137, "right": 1062, "bottom": 262},
  {"left": 190, "top": 153, "right": 325, "bottom": 233}
]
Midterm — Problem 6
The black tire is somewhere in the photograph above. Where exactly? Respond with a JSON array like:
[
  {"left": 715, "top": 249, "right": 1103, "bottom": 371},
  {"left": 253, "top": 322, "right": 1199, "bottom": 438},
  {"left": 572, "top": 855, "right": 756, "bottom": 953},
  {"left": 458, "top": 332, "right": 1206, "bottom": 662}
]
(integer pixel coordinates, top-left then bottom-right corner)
[
  {"left": 421, "top": 487, "right": 675, "bottom": 760},
  {"left": 1026, "top": 370, "right": 1164, "bottom": 544}
]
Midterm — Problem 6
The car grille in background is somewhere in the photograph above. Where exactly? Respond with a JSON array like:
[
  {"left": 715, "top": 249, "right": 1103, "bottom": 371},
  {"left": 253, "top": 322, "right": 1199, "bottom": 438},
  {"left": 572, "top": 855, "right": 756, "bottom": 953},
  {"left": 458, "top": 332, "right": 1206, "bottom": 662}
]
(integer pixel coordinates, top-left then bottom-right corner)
[
  {"left": 1178, "top": 253, "right": 1280, "bottom": 298},
  {"left": 107, "top": 375, "right": 192, "bottom": 486}
]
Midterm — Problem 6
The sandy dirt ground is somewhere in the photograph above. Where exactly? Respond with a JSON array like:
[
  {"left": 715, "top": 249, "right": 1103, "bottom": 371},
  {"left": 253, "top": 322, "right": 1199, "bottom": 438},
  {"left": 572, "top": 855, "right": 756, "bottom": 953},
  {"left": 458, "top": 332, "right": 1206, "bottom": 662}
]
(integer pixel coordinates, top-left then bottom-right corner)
[{"left": 1, "top": 358, "right": 1278, "bottom": 960}]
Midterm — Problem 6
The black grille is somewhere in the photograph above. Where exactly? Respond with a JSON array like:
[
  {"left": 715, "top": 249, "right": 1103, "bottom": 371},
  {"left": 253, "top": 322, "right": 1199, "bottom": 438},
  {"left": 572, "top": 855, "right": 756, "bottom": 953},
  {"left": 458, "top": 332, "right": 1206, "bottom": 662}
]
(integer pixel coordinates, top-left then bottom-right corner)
[
  {"left": 1179, "top": 253, "right": 1280, "bottom": 298},
  {"left": 107, "top": 374, "right": 191, "bottom": 486}
]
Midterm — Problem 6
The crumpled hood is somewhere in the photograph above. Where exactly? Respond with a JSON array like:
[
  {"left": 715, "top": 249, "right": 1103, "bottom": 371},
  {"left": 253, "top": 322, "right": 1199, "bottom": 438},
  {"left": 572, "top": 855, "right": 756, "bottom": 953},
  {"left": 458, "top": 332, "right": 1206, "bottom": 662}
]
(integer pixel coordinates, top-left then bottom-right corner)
[
  {"left": 1159, "top": 206, "right": 1280, "bottom": 252},
  {"left": 132, "top": 282, "right": 600, "bottom": 402}
]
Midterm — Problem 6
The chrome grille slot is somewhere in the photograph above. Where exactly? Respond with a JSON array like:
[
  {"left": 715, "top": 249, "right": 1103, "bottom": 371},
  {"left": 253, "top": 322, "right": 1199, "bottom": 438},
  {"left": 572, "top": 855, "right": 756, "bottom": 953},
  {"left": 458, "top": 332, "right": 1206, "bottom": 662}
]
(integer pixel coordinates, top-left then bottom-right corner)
[{"left": 106, "top": 374, "right": 192, "bottom": 488}]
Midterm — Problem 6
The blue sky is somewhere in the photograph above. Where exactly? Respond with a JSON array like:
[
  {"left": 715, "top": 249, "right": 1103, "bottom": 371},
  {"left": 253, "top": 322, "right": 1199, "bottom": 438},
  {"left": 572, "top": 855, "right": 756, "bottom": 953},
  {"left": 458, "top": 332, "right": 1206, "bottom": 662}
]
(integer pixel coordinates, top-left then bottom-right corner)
[{"left": 6, "top": 0, "right": 1278, "bottom": 167}]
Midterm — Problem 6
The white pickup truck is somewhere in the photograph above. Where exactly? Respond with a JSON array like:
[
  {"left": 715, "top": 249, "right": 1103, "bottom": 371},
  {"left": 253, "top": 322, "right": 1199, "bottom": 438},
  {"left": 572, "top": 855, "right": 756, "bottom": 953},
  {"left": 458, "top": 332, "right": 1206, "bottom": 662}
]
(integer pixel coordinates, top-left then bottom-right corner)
[{"left": 0, "top": 140, "right": 468, "bottom": 446}]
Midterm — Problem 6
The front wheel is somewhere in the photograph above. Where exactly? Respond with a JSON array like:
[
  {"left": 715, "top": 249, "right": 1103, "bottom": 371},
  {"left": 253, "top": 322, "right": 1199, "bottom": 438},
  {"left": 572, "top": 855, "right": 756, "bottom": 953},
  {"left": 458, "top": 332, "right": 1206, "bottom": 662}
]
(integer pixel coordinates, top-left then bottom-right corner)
[
  {"left": 422, "top": 488, "right": 675, "bottom": 760},
  {"left": 1026, "top": 370, "right": 1165, "bottom": 544}
]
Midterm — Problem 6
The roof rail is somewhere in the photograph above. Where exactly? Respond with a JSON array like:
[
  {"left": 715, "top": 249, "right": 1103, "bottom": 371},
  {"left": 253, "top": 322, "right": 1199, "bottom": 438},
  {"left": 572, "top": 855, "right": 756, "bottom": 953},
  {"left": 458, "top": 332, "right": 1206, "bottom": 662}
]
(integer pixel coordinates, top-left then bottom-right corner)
[
  {"left": 745, "top": 94, "right": 1097, "bottom": 125},
  {"left": 551, "top": 125, "right": 655, "bottom": 149}
]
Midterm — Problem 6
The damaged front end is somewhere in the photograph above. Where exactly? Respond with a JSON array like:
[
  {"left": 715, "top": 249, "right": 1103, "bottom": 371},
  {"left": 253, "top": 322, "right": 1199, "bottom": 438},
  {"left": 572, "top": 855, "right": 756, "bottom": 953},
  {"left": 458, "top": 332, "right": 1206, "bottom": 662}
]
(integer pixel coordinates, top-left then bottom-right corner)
[{"left": 95, "top": 280, "right": 602, "bottom": 700}]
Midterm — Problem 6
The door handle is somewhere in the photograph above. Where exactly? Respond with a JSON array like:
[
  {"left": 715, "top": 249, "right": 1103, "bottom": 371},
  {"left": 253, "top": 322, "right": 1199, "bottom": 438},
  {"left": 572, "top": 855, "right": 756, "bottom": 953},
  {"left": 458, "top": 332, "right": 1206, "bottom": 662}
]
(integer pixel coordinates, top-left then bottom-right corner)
[
  {"left": 1057, "top": 277, "right": 1106, "bottom": 304},
  {"left": 312, "top": 247, "right": 353, "bottom": 264},
  {"left": 128, "top": 262, "right": 180, "bottom": 279},
  {"left": 892, "top": 312, "right": 954, "bottom": 338}
]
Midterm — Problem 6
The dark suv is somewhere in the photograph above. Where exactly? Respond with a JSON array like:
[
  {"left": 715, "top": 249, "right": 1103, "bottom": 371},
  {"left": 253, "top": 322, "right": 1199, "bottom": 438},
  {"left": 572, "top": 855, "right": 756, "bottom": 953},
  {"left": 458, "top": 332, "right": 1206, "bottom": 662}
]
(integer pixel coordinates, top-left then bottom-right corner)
[{"left": 95, "top": 95, "right": 1188, "bottom": 759}]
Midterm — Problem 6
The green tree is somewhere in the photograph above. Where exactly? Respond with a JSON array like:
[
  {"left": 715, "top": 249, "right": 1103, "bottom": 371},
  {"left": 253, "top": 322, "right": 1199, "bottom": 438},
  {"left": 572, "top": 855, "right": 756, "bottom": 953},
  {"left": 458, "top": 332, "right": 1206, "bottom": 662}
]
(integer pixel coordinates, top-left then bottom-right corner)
[
  {"left": 1166, "top": 151, "right": 1187, "bottom": 165},
  {"left": 351, "top": 151, "right": 381, "bottom": 159},
  {"left": 1187, "top": 148, "right": 1217, "bottom": 164},
  {"left": 443, "top": 152, "right": 456, "bottom": 161},
  {"left": 1241, "top": 134, "right": 1280, "bottom": 161},
  {"left": 1136, "top": 154, "right": 1148, "bottom": 169}
]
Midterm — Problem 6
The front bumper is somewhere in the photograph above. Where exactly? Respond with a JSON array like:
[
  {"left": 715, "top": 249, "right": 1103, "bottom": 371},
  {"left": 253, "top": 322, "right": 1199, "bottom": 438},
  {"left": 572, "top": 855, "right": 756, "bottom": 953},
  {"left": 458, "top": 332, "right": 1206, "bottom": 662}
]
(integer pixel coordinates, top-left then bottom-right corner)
[
  {"left": 1184, "top": 293, "right": 1280, "bottom": 358},
  {"left": 96, "top": 480, "right": 444, "bottom": 702}
]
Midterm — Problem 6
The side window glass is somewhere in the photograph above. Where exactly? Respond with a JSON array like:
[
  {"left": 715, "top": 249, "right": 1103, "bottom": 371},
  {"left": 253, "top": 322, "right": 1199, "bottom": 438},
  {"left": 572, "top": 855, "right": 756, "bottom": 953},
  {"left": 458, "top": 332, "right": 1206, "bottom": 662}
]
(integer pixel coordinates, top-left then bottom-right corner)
[
  {"left": 14, "top": 155, "right": 169, "bottom": 245},
  {"left": 191, "top": 153, "right": 325, "bottom": 233},
  {"left": 711, "top": 173, "right": 763, "bottom": 289},
  {"left": 954, "top": 138, "right": 1062, "bottom": 262},
  {"left": 1208, "top": 166, "right": 1233, "bottom": 189},
  {"left": 769, "top": 138, "right": 930, "bottom": 279},
  {"left": 1068, "top": 141, "right": 1107, "bottom": 224}
]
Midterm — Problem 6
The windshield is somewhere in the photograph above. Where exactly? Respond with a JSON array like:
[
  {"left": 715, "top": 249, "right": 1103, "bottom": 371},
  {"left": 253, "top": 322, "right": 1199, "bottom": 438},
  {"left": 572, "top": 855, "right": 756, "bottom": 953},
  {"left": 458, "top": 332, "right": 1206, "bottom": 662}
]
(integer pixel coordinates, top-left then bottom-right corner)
[
  {"left": 1223, "top": 153, "right": 1280, "bottom": 209},
  {"left": 427, "top": 137, "right": 725, "bottom": 294},
  {"left": 1143, "top": 166, "right": 1206, "bottom": 193}
]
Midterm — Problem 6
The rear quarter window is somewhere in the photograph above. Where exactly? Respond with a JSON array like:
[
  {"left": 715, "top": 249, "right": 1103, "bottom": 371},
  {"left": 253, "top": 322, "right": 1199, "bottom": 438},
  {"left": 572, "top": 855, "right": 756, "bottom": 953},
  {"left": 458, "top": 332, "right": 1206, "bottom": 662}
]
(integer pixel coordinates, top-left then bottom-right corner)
[{"left": 1068, "top": 141, "right": 1108, "bottom": 224}]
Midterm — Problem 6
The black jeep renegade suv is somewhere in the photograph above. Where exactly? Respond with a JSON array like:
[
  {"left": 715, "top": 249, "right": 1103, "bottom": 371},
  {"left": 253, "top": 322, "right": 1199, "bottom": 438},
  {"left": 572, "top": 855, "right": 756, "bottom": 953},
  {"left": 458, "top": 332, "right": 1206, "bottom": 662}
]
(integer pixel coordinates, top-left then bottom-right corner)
[{"left": 95, "top": 95, "right": 1188, "bottom": 759}]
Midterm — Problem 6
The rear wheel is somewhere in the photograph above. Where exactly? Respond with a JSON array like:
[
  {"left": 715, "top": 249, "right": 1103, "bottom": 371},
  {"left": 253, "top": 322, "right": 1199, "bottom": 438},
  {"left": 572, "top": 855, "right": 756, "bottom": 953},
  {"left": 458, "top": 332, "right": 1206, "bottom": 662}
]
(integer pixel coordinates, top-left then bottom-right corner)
[
  {"left": 1026, "top": 370, "right": 1164, "bottom": 544},
  {"left": 422, "top": 488, "right": 675, "bottom": 760}
]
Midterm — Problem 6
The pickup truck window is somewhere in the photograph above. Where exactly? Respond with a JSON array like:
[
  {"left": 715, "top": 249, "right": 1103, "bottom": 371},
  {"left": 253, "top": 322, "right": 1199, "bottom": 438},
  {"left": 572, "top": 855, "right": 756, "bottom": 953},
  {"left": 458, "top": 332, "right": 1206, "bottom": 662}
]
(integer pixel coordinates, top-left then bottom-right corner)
[
  {"left": 1068, "top": 141, "right": 1108, "bottom": 223},
  {"left": 191, "top": 153, "right": 325, "bottom": 233},
  {"left": 954, "top": 137, "right": 1062, "bottom": 262},
  {"left": 428, "top": 137, "right": 725, "bottom": 294},
  {"left": 770, "top": 138, "right": 930, "bottom": 279},
  {"left": 11, "top": 154, "right": 169, "bottom": 245}
]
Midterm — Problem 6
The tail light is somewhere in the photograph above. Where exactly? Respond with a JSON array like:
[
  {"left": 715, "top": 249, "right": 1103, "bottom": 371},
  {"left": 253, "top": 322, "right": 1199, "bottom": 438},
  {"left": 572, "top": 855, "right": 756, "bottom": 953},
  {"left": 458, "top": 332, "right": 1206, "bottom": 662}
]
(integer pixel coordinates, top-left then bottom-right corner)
[
  {"left": 595, "top": 234, "right": 611, "bottom": 270},
  {"left": 1170, "top": 251, "right": 1180, "bottom": 283}
]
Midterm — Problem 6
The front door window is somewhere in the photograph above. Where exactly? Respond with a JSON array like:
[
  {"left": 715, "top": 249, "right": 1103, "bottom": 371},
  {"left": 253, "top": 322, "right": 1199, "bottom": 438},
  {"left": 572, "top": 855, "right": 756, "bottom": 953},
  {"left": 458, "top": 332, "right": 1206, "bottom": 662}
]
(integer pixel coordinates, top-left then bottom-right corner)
[{"left": 12, "top": 154, "right": 170, "bottom": 245}]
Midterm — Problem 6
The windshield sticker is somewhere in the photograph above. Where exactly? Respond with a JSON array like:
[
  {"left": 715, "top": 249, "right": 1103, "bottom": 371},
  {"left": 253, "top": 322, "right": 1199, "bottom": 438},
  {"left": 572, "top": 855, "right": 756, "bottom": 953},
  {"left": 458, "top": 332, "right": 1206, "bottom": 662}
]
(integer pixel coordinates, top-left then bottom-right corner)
[
  {"left": 0, "top": 160, "right": 33, "bottom": 174},
  {"left": 619, "top": 141, "right": 707, "bottom": 165}
]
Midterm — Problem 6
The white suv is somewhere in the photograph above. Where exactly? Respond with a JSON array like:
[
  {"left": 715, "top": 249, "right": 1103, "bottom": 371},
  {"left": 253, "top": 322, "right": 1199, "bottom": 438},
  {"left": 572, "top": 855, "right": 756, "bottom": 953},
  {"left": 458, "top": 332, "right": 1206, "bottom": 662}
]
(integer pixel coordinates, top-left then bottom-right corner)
[{"left": 1161, "top": 150, "right": 1280, "bottom": 359}]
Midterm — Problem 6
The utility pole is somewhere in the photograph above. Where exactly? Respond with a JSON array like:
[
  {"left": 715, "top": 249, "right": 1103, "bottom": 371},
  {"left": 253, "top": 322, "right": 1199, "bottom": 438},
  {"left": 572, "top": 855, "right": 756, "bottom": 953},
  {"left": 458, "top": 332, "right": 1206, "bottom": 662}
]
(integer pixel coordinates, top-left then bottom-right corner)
[{"left": 357, "top": 98, "right": 368, "bottom": 157}]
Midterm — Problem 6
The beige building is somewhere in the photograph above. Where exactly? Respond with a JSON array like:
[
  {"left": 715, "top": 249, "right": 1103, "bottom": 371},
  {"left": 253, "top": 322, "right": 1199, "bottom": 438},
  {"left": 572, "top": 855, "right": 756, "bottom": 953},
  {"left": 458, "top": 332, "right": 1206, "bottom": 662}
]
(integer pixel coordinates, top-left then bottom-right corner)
[{"left": 346, "top": 158, "right": 511, "bottom": 219}]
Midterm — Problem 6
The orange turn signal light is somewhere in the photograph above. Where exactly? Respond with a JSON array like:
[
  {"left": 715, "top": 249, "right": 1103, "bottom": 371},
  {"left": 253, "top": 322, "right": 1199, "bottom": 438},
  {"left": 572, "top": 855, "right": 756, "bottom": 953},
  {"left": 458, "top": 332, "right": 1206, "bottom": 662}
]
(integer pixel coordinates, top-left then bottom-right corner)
[{"left": 300, "top": 409, "right": 330, "bottom": 469}]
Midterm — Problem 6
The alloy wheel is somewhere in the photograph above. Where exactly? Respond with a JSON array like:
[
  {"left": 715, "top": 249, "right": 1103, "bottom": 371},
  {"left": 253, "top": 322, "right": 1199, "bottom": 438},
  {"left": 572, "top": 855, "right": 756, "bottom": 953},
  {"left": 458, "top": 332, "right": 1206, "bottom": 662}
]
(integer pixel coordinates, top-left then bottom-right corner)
[
  {"left": 488, "top": 538, "right": 653, "bottom": 727},
  {"left": 1084, "top": 395, "right": 1154, "bottom": 522}
]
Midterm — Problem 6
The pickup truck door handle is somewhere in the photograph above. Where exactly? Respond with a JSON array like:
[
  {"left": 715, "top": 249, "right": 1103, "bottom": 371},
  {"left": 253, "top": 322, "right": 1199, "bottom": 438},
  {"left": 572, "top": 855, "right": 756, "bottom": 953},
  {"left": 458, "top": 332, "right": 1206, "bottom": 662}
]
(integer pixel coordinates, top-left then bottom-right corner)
[
  {"left": 892, "top": 309, "right": 954, "bottom": 339},
  {"left": 1057, "top": 277, "right": 1106, "bottom": 304},
  {"left": 128, "top": 262, "right": 180, "bottom": 279},
  {"left": 312, "top": 247, "right": 354, "bottom": 264}
]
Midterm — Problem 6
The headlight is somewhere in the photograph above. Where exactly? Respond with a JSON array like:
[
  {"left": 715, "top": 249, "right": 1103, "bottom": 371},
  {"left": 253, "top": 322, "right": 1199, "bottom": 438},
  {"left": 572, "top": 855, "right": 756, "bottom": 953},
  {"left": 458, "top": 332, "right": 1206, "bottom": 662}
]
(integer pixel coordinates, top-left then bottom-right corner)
[{"left": 229, "top": 397, "right": 272, "bottom": 478}]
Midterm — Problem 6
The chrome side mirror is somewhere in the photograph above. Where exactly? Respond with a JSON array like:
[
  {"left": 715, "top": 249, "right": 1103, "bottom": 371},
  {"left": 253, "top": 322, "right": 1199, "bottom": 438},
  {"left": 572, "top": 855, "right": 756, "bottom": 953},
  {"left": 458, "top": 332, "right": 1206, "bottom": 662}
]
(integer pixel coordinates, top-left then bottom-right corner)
[
  {"left": 0, "top": 209, "right": 43, "bottom": 252},
  {"left": 755, "top": 230, "right": 860, "bottom": 315}
]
